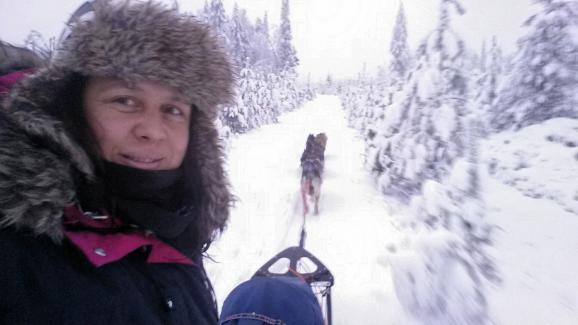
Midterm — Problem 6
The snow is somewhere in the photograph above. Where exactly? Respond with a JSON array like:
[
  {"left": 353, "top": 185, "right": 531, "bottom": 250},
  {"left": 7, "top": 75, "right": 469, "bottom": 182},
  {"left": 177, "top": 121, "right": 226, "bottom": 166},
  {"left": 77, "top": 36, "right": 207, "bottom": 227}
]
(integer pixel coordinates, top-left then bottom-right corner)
[
  {"left": 206, "top": 96, "right": 578, "bottom": 324},
  {"left": 389, "top": 228, "right": 487, "bottom": 325},
  {"left": 432, "top": 103, "right": 458, "bottom": 142},
  {"left": 417, "top": 68, "right": 437, "bottom": 100},
  {"left": 481, "top": 118, "right": 578, "bottom": 325},
  {"left": 482, "top": 118, "right": 578, "bottom": 215},
  {"left": 569, "top": 25, "right": 578, "bottom": 44},
  {"left": 543, "top": 62, "right": 558, "bottom": 77},
  {"left": 449, "top": 159, "right": 473, "bottom": 193},
  {"left": 484, "top": 179, "right": 578, "bottom": 325}
]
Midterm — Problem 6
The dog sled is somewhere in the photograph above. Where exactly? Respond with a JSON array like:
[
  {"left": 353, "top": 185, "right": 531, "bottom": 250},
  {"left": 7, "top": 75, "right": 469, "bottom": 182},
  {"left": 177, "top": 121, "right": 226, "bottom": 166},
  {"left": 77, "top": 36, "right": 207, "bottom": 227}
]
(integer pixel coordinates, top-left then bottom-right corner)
[{"left": 220, "top": 225, "right": 334, "bottom": 325}]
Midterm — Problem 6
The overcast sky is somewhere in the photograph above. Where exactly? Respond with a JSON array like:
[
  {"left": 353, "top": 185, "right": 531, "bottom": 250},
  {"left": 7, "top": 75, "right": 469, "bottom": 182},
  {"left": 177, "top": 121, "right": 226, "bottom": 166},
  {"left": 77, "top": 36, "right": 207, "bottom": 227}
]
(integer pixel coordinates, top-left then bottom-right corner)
[{"left": 0, "top": 0, "right": 536, "bottom": 81}]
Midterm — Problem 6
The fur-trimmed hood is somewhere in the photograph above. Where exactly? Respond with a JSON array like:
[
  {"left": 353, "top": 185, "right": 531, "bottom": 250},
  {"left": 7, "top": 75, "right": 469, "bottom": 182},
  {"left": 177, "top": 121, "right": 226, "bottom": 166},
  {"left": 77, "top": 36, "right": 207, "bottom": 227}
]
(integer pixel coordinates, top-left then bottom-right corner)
[{"left": 0, "top": 0, "right": 234, "bottom": 244}]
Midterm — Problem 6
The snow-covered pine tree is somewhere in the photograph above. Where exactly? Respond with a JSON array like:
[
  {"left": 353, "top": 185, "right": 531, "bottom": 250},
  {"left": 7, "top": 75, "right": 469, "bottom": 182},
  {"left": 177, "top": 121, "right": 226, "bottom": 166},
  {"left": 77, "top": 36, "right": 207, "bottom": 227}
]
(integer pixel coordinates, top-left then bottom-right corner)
[
  {"left": 261, "top": 13, "right": 270, "bottom": 39},
  {"left": 230, "top": 4, "right": 251, "bottom": 68},
  {"left": 351, "top": 83, "right": 373, "bottom": 131},
  {"left": 304, "top": 73, "right": 315, "bottom": 101},
  {"left": 198, "top": 0, "right": 211, "bottom": 23},
  {"left": 491, "top": 0, "right": 578, "bottom": 130},
  {"left": 389, "top": 1, "right": 411, "bottom": 87},
  {"left": 254, "top": 71, "right": 278, "bottom": 124},
  {"left": 395, "top": 116, "right": 496, "bottom": 325},
  {"left": 207, "top": 0, "right": 229, "bottom": 41},
  {"left": 276, "top": 0, "right": 299, "bottom": 72},
  {"left": 324, "top": 74, "right": 334, "bottom": 93},
  {"left": 278, "top": 69, "right": 300, "bottom": 111},
  {"left": 266, "top": 72, "right": 282, "bottom": 113},
  {"left": 221, "top": 102, "right": 248, "bottom": 134},
  {"left": 479, "top": 39, "right": 487, "bottom": 73},
  {"left": 253, "top": 14, "right": 276, "bottom": 73},
  {"left": 375, "top": 0, "right": 467, "bottom": 201},
  {"left": 485, "top": 37, "right": 503, "bottom": 104},
  {"left": 206, "top": 1, "right": 307, "bottom": 136},
  {"left": 362, "top": 0, "right": 412, "bottom": 169},
  {"left": 239, "top": 62, "right": 257, "bottom": 129},
  {"left": 472, "top": 36, "right": 504, "bottom": 136},
  {"left": 382, "top": 2, "right": 500, "bottom": 323}
]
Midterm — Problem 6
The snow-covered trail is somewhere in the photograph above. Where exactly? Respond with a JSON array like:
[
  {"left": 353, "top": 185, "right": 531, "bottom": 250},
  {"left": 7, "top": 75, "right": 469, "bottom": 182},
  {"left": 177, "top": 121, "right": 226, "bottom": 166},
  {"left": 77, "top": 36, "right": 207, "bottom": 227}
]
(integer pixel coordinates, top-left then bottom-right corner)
[{"left": 206, "top": 95, "right": 401, "bottom": 324}]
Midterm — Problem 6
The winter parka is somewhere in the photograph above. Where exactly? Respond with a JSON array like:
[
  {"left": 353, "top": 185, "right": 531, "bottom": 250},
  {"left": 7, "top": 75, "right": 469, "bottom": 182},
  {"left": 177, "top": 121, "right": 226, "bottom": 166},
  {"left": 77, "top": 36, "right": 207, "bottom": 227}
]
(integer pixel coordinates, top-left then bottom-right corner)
[{"left": 0, "top": 1, "right": 234, "bottom": 324}]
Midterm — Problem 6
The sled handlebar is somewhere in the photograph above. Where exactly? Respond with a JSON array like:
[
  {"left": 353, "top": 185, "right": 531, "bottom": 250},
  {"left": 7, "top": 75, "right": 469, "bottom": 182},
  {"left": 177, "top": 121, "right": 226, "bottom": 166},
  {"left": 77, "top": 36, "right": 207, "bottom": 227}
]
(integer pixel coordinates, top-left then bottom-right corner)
[{"left": 253, "top": 246, "right": 334, "bottom": 286}]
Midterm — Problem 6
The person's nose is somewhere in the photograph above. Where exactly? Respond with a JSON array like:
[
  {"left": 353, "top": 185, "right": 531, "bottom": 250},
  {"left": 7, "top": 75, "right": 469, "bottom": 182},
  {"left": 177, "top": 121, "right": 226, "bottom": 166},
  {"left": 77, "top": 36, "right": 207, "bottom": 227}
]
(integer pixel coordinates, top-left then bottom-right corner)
[{"left": 132, "top": 109, "right": 166, "bottom": 141}]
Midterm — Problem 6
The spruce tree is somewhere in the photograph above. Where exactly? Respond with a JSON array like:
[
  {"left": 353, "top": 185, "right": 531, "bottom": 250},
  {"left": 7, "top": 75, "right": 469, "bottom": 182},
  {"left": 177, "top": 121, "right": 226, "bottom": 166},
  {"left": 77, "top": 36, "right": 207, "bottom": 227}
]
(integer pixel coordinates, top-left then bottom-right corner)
[
  {"left": 375, "top": 0, "right": 467, "bottom": 200},
  {"left": 363, "top": 0, "right": 411, "bottom": 169},
  {"left": 389, "top": 1, "right": 411, "bottom": 85},
  {"left": 253, "top": 14, "right": 275, "bottom": 73},
  {"left": 487, "top": 37, "right": 502, "bottom": 106},
  {"left": 479, "top": 40, "right": 487, "bottom": 73},
  {"left": 491, "top": 0, "right": 578, "bottom": 130},
  {"left": 209, "top": 2, "right": 305, "bottom": 135},
  {"left": 198, "top": 0, "right": 211, "bottom": 23},
  {"left": 276, "top": 0, "right": 299, "bottom": 72},
  {"left": 208, "top": 0, "right": 228, "bottom": 39},
  {"left": 472, "top": 36, "right": 503, "bottom": 136},
  {"left": 230, "top": 4, "right": 251, "bottom": 67},
  {"left": 384, "top": 4, "right": 495, "bottom": 323}
]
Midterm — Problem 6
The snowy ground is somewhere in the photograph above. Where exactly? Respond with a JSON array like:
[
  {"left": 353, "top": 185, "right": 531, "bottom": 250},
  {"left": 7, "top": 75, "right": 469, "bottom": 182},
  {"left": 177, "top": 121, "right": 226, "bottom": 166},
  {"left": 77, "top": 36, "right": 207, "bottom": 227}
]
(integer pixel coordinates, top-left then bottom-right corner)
[
  {"left": 483, "top": 118, "right": 578, "bottom": 215},
  {"left": 206, "top": 97, "right": 578, "bottom": 324},
  {"left": 481, "top": 118, "right": 578, "bottom": 325},
  {"left": 206, "top": 95, "right": 402, "bottom": 324}
]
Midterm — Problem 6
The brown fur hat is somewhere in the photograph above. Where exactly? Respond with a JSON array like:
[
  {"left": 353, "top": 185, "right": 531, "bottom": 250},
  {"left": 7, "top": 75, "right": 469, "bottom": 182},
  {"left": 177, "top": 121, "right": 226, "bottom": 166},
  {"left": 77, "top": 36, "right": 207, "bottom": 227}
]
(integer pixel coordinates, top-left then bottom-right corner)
[{"left": 55, "top": 0, "right": 234, "bottom": 118}]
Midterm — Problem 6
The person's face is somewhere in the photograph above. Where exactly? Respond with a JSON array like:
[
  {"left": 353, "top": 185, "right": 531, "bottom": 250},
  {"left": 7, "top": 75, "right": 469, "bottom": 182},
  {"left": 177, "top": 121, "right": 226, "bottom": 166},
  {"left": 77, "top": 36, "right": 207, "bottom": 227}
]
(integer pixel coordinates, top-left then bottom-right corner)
[{"left": 84, "top": 78, "right": 192, "bottom": 170}]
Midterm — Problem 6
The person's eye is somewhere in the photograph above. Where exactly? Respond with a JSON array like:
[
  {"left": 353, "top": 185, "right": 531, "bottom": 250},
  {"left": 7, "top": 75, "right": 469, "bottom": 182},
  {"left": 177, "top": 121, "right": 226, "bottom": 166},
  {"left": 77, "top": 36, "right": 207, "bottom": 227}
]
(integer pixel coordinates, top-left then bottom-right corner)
[
  {"left": 111, "top": 96, "right": 137, "bottom": 107},
  {"left": 163, "top": 105, "right": 189, "bottom": 120}
]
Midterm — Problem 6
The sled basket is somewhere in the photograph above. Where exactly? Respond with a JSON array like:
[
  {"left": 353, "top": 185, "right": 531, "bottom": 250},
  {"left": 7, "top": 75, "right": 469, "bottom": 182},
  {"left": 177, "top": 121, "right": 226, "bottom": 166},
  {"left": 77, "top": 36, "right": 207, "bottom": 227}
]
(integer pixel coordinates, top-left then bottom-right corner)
[{"left": 253, "top": 246, "right": 335, "bottom": 325}]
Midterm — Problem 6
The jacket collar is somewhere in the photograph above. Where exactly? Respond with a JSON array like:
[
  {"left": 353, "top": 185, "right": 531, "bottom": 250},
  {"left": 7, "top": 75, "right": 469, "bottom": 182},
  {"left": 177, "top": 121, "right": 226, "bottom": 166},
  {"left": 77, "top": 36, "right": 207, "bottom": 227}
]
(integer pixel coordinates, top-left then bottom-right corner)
[{"left": 63, "top": 206, "right": 193, "bottom": 267}]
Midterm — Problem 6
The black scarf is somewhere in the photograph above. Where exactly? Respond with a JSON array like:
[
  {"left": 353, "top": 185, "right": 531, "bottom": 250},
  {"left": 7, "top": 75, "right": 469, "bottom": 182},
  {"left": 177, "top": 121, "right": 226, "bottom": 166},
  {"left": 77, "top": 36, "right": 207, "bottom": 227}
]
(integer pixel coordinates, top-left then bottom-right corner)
[{"left": 78, "top": 161, "right": 197, "bottom": 255}]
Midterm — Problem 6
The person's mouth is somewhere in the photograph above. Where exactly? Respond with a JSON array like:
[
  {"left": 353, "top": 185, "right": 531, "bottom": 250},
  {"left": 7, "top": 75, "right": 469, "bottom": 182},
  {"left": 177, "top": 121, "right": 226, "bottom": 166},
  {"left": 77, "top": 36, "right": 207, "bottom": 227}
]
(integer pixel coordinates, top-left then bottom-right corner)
[{"left": 119, "top": 154, "right": 164, "bottom": 169}]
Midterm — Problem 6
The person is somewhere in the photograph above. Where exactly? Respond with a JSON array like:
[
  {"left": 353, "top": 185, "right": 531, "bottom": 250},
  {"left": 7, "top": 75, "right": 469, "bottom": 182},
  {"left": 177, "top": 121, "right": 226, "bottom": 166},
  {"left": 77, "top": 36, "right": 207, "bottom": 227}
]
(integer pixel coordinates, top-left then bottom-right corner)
[
  {"left": 219, "top": 276, "right": 324, "bottom": 325},
  {"left": 0, "top": 1, "right": 233, "bottom": 324}
]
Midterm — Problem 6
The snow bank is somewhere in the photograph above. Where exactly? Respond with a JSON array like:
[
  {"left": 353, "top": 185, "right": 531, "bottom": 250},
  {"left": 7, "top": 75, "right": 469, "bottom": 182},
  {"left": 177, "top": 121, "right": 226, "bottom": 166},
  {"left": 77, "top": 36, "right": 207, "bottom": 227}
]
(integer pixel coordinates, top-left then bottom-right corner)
[
  {"left": 386, "top": 165, "right": 492, "bottom": 325},
  {"left": 482, "top": 118, "right": 578, "bottom": 215},
  {"left": 389, "top": 228, "right": 487, "bottom": 325},
  {"left": 484, "top": 176, "right": 578, "bottom": 325}
]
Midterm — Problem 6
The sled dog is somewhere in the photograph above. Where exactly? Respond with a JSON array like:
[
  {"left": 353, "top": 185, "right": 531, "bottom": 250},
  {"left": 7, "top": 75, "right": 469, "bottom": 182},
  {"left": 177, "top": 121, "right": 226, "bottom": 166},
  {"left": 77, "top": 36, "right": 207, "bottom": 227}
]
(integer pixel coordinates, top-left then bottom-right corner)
[{"left": 300, "top": 133, "right": 328, "bottom": 216}]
